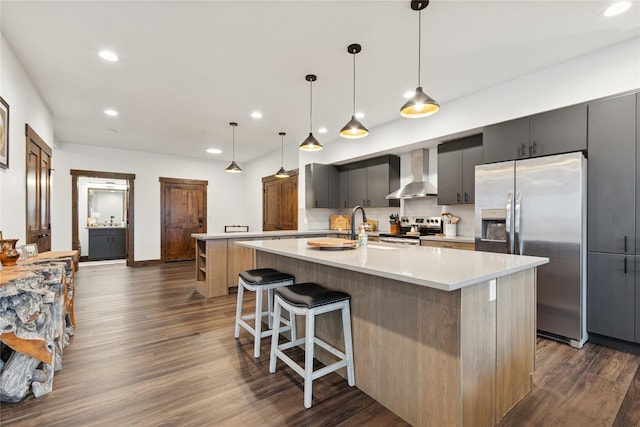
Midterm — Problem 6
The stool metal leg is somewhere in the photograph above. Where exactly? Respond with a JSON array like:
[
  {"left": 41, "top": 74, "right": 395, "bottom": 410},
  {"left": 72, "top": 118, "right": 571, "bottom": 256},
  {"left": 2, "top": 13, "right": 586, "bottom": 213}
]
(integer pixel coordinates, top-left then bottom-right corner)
[
  {"left": 267, "top": 288, "right": 274, "bottom": 329},
  {"left": 304, "top": 310, "right": 315, "bottom": 409},
  {"left": 234, "top": 279, "right": 245, "bottom": 338}
]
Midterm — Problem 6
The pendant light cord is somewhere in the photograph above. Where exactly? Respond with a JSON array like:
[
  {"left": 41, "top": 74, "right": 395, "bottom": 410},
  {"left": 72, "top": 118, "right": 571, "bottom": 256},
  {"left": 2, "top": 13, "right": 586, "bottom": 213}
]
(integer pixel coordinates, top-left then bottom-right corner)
[
  {"left": 309, "top": 81, "right": 313, "bottom": 133},
  {"left": 281, "top": 135, "right": 284, "bottom": 165},
  {"left": 417, "top": 9, "right": 422, "bottom": 86},
  {"left": 352, "top": 53, "right": 357, "bottom": 115},
  {"left": 232, "top": 126, "right": 235, "bottom": 160}
]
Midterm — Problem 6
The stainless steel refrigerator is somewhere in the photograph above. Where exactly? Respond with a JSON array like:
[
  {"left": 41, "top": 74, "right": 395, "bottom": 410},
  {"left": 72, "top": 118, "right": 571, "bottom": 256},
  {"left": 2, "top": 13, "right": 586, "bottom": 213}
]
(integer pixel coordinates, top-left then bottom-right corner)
[{"left": 475, "top": 152, "right": 587, "bottom": 348}]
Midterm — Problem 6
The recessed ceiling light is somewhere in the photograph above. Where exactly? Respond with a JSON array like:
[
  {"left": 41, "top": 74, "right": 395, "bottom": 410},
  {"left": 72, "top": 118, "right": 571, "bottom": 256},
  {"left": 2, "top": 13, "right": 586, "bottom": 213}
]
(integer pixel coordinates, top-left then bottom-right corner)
[
  {"left": 318, "top": 127, "right": 328, "bottom": 134},
  {"left": 355, "top": 112, "right": 365, "bottom": 119},
  {"left": 99, "top": 50, "right": 119, "bottom": 62},
  {"left": 403, "top": 91, "right": 415, "bottom": 99},
  {"left": 251, "top": 111, "right": 262, "bottom": 119},
  {"left": 107, "top": 128, "right": 118, "bottom": 134},
  {"left": 104, "top": 109, "right": 118, "bottom": 117},
  {"left": 206, "top": 148, "right": 222, "bottom": 154},
  {"left": 603, "top": 1, "right": 632, "bottom": 17}
]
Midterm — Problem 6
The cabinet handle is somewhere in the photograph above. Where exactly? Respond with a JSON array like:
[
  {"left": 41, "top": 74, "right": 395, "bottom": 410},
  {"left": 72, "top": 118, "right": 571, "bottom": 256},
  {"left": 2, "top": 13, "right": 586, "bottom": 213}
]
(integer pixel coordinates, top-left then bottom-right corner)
[
  {"left": 464, "top": 192, "right": 468, "bottom": 203},
  {"left": 367, "top": 199, "right": 370, "bottom": 207},
  {"left": 624, "top": 235, "right": 628, "bottom": 253},
  {"left": 624, "top": 256, "right": 628, "bottom": 274},
  {"left": 315, "top": 200, "right": 318, "bottom": 208},
  {"left": 457, "top": 193, "right": 461, "bottom": 203},
  {"left": 531, "top": 141, "right": 537, "bottom": 155}
]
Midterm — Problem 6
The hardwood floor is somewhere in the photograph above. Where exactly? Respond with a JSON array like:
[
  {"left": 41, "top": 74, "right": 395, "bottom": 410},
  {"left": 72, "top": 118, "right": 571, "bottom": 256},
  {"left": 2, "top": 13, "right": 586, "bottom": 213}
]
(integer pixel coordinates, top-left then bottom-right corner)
[{"left": 2, "top": 261, "right": 640, "bottom": 426}]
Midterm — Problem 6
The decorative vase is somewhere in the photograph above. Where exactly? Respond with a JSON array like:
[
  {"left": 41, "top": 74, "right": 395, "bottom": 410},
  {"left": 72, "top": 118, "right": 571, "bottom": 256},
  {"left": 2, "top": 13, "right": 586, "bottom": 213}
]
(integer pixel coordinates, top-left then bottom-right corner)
[{"left": 0, "top": 239, "right": 20, "bottom": 266}]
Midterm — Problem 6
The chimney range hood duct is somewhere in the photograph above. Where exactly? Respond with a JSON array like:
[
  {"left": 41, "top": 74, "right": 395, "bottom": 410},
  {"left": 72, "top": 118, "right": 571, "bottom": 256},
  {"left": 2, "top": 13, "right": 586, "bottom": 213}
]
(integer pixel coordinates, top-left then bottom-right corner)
[{"left": 386, "top": 149, "right": 438, "bottom": 199}]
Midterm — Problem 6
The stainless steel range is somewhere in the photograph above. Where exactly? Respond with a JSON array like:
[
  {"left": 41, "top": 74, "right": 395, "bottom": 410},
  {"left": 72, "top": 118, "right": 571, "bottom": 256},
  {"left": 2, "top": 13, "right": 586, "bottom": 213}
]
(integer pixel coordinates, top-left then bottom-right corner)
[{"left": 379, "top": 216, "right": 443, "bottom": 245}]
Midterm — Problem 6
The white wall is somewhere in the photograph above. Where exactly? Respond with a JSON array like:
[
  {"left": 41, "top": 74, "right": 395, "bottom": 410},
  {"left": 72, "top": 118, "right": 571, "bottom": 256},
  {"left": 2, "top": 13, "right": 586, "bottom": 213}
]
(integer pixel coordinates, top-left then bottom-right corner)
[
  {"left": 53, "top": 143, "right": 245, "bottom": 261},
  {"left": 263, "top": 37, "right": 640, "bottom": 233},
  {"left": 0, "top": 35, "right": 54, "bottom": 244}
]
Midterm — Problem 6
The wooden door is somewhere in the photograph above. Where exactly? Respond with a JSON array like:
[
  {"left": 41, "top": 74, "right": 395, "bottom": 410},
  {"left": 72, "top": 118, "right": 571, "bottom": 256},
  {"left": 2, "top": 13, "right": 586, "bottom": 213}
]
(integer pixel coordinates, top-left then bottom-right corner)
[
  {"left": 262, "top": 171, "right": 298, "bottom": 231},
  {"left": 25, "top": 125, "right": 52, "bottom": 253},
  {"left": 160, "top": 178, "right": 207, "bottom": 262},
  {"left": 263, "top": 179, "right": 280, "bottom": 231}
]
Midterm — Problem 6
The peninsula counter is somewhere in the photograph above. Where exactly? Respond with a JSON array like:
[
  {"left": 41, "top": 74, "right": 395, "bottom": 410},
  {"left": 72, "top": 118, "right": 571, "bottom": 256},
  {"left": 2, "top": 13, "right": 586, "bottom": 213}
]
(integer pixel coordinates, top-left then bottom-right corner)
[{"left": 238, "top": 238, "right": 548, "bottom": 427}]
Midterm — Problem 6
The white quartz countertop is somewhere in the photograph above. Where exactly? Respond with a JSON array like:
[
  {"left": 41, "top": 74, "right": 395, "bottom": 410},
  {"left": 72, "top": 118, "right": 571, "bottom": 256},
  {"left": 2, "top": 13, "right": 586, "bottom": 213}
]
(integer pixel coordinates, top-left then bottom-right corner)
[
  {"left": 192, "top": 230, "right": 339, "bottom": 240},
  {"left": 238, "top": 238, "right": 548, "bottom": 292},
  {"left": 420, "top": 235, "right": 475, "bottom": 243}
]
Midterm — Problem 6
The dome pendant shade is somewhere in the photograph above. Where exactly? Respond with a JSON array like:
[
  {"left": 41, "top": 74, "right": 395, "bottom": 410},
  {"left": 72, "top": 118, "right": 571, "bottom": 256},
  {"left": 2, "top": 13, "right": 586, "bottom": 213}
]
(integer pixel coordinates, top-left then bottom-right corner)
[
  {"left": 400, "top": 87, "right": 440, "bottom": 118},
  {"left": 339, "top": 115, "right": 369, "bottom": 139},
  {"left": 299, "top": 74, "right": 323, "bottom": 151},
  {"left": 275, "top": 166, "right": 289, "bottom": 178},
  {"left": 225, "top": 160, "right": 242, "bottom": 173},
  {"left": 401, "top": 1, "right": 439, "bottom": 119},
  {"left": 340, "top": 43, "right": 368, "bottom": 139},
  {"left": 225, "top": 122, "right": 242, "bottom": 173},
  {"left": 299, "top": 132, "right": 323, "bottom": 151},
  {"left": 275, "top": 131, "right": 290, "bottom": 178}
]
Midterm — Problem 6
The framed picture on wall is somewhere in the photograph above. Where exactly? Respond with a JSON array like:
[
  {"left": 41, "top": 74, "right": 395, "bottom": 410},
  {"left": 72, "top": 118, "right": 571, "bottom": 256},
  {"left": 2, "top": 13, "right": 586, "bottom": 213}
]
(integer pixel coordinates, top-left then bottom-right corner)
[{"left": 0, "top": 96, "right": 9, "bottom": 169}]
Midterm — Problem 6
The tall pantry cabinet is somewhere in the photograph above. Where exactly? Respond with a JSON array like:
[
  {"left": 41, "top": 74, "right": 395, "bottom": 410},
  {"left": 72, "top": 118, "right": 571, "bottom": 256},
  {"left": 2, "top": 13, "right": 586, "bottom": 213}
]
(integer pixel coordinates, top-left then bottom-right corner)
[{"left": 587, "top": 92, "right": 640, "bottom": 343}]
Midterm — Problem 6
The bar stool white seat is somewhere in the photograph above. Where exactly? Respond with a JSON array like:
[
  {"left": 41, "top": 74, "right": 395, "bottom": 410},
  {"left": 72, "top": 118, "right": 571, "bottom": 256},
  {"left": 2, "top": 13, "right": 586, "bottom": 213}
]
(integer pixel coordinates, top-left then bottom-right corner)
[
  {"left": 234, "top": 268, "right": 295, "bottom": 358},
  {"left": 269, "top": 283, "right": 355, "bottom": 409}
]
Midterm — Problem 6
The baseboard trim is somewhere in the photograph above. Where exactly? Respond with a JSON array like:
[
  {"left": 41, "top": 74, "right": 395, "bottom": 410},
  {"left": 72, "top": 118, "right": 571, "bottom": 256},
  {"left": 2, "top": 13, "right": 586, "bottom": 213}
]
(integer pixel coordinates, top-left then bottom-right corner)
[
  {"left": 588, "top": 332, "right": 640, "bottom": 356},
  {"left": 131, "top": 259, "right": 163, "bottom": 267}
]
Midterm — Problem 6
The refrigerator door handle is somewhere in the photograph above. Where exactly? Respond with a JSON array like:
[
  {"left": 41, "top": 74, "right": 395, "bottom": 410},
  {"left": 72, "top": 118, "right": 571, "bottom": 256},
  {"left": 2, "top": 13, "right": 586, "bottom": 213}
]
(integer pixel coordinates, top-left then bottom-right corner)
[
  {"left": 514, "top": 192, "right": 522, "bottom": 255},
  {"left": 505, "top": 192, "right": 514, "bottom": 254}
]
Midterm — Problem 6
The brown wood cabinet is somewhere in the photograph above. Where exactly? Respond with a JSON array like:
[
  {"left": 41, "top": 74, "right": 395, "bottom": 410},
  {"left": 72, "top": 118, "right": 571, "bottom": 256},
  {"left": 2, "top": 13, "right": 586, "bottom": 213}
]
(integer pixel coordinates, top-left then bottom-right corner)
[
  {"left": 420, "top": 239, "right": 475, "bottom": 251},
  {"left": 263, "top": 171, "right": 298, "bottom": 231}
]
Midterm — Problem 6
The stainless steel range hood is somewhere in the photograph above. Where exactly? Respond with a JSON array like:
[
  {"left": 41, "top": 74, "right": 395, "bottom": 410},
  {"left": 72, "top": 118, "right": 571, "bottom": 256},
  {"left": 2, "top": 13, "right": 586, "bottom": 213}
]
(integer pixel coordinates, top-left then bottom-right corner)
[{"left": 386, "top": 149, "right": 437, "bottom": 199}]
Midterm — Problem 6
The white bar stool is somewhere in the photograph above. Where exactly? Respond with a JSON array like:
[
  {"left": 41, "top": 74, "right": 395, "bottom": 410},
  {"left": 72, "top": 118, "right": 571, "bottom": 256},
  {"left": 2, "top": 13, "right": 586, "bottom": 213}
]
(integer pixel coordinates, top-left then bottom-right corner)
[
  {"left": 234, "top": 268, "right": 295, "bottom": 358},
  {"left": 269, "top": 283, "right": 355, "bottom": 409}
]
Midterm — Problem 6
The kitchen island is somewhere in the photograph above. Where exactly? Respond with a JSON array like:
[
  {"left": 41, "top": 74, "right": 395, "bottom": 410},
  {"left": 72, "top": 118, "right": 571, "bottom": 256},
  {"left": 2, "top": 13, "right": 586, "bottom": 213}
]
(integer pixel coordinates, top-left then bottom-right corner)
[
  {"left": 238, "top": 238, "right": 548, "bottom": 427},
  {"left": 191, "top": 230, "right": 341, "bottom": 297}
]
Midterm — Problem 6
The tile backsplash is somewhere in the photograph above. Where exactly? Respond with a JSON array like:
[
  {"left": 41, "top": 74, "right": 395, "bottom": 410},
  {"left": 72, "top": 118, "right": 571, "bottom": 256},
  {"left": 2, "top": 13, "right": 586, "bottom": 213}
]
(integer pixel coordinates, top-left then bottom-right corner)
[{"left": 303, "top": 198, "right": 476, "bottom": 237}]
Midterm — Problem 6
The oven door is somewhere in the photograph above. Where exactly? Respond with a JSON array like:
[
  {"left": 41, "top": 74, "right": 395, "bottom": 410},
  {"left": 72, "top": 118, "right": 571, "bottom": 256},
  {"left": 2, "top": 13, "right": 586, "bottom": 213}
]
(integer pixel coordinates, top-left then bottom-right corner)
[{"left": 378, "top": 235, "right": 420, "bottom": 245}]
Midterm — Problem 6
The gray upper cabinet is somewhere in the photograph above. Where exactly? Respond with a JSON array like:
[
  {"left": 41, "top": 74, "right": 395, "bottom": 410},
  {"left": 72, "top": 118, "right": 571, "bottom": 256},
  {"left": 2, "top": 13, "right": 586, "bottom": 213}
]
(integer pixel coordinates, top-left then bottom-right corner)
[
  {"left": 438, "top": 135, "right": 483, "bottom": 205},
  {"left": 305, "top": 163, "right": 338, "bottom": 208},
  {"left": 343, "top": 156, "right": 400, "bottom": 208},
  {"left": 529, "top": 104, "right": 587, "bottom": 157},
  {"left": 338, "top": 169, "right": 349, "bottom": 209},
  {"left": 483, "top": 117, "right": 529, "bottom": 163},
  {"left": 587, "top": 93, "right": 636, "bottom": 254},
  {"left": 483, "top": 104, "right": 587, "bottom": 164},
  {"left": 347, "top": 164, "right": 367, "bottom": 208}
]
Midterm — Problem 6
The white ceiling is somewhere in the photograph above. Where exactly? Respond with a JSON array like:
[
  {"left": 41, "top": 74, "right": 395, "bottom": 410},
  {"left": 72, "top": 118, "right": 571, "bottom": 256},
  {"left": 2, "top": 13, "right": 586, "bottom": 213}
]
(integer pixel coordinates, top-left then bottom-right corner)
[{"left": 2, "top": 1, "right": 639, "bottom": 165}]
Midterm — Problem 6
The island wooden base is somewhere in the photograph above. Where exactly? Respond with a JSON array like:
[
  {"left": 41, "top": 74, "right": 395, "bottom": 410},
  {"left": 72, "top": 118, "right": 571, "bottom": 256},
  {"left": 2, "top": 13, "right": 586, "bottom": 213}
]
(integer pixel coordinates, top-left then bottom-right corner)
[{"left": 258, "top": 252, "right": 536, "bottom": 427}]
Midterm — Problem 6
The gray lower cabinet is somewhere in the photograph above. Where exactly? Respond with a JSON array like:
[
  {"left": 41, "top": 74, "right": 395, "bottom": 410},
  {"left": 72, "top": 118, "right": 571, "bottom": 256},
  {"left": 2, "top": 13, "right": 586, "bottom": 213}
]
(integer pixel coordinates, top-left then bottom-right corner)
[
  {"left": 586, "top": 91, "right": 640, "bottom": 344},
  {"left": 88, "top": 227, "right": 126, "bottom": 260},
  {"left": 483, "top": 104, "right": 587, "bottom": 164},
  {"left": 437, "top": 134, "right": 483, "bottom": 205},
  {"left": 338, "top": 169, "right": 349, "bottom": 209},
  {"left": 587, "top": 252, "right": 635, "bottom": 342}
]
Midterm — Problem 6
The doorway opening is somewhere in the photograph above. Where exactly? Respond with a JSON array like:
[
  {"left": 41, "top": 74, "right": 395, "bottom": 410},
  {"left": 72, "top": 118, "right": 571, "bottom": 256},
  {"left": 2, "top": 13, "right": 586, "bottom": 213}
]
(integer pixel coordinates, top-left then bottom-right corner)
[{"left": 71, "top": 169, "right": 135, "bottom": 266}]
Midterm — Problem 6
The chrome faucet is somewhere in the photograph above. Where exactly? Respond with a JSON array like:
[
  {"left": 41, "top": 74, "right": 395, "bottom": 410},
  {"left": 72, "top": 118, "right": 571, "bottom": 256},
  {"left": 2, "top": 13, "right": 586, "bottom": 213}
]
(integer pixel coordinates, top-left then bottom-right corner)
[{"left": 351, "top": 205, "right": 367, "bottom": 240}]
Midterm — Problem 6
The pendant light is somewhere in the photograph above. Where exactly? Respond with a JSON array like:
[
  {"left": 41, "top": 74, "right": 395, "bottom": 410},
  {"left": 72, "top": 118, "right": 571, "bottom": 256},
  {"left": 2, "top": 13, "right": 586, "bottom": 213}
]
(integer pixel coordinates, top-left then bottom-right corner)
[
  {"left": 400, "top": 1, "right": 439, "bottom": 118},
  {"left": 340, "top": 43, "right": 369, "bottom": 139},
  {"left": 275, "top": 132, "right": 289, "bottom": 178},
  {"left": 299, "top": 74, "right": 323, "bottom": 151},
  {"left": 225, "top": 122, "right": 242, "bottom": 173}
]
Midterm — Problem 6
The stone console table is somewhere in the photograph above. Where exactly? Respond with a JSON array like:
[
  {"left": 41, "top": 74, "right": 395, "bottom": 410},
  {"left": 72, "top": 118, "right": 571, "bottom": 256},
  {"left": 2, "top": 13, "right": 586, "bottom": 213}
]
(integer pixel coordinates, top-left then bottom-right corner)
[
  {"left": 238, "top": 239, "right": 548, "bottom": 427},
  {"left": 0, "top": 251, "right": 78, "bottom": 402}
]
